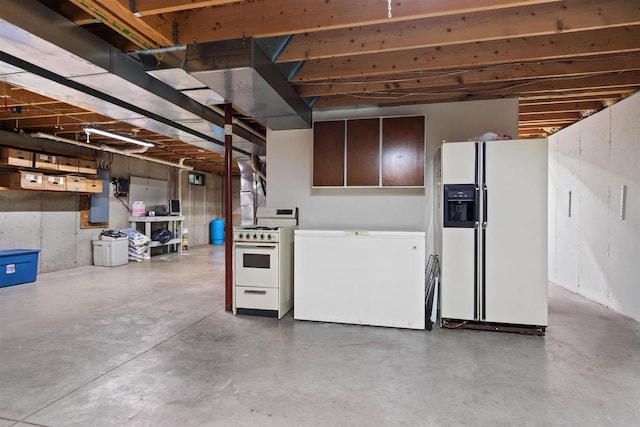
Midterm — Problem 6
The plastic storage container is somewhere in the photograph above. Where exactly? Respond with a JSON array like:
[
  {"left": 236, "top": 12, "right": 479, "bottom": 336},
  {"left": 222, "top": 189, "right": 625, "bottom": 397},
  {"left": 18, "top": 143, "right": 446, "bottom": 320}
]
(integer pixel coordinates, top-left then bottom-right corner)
[
  {"left": 210, "top": 218, "right": 224, "bottom": 245},
  {"left": 0, "top": 249, "right": 40, "bottom": 288},
  {"left": 131, "top": 200, "right": 145, "bottom": 217},
  {"left": 92, "top": 237, "right": 129, "bottom": 266}
]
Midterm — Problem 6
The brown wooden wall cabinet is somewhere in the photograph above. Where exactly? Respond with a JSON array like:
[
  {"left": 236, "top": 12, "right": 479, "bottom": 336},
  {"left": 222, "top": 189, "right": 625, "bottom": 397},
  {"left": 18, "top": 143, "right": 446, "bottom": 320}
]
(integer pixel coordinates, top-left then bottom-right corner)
[
  {"left": 382, "top": 116, "right": 425, "bottom": 187},
  {"left": 313, "top": 115, "right": 425, "bottom": 188},
  {"left": 313, "top": 120, "right": 345, "bottom": 187},
  {"left": 347, "top": 118, "right": 379, "bottom": 186}
]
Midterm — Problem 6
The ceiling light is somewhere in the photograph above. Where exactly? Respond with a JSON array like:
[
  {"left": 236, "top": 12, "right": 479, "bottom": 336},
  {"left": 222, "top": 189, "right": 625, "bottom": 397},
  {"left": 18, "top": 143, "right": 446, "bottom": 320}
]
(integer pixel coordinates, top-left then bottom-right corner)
[{"left": 84, "top": 127, "right": 154, "bottom": 147}]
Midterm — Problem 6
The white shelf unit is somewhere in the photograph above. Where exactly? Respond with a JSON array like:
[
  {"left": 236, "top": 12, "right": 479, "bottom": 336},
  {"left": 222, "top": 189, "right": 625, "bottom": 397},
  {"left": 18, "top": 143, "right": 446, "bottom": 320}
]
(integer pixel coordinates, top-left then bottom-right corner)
[{"left": 128, "top": 216, "right": 184, "bottom": 257}]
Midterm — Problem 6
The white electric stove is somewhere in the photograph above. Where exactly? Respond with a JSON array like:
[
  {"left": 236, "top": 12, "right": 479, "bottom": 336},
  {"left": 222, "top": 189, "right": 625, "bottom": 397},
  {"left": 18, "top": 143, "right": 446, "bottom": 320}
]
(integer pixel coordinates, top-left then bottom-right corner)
[{"left": 232, "top": 207, "right": 298, "bottom": 318}]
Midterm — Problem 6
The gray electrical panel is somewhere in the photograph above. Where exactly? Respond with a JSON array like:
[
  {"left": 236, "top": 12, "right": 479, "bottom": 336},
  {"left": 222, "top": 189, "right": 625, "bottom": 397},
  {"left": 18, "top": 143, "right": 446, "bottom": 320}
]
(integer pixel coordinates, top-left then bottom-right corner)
[{"left": 89, "top": 169, "right": 109, "bottom": 223}]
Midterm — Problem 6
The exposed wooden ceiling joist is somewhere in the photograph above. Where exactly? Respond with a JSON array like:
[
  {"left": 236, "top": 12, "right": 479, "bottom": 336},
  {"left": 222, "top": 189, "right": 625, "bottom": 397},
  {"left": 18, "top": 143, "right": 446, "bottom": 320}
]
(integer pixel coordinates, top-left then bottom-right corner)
[
  {"left": 3, "top": 0, "right": 640, "bottom": 154},
  {"left": 170, "top": 0, "right": 562, "bottom": 44},
  {"left": 277, "top": 0, "right": 640, "bottom": 62},
  {"left": 295, "top": 54, "right": 640, "bottom": 98},
  {"left": 293, "top": 26, "right": 640, "bottom": 82}
]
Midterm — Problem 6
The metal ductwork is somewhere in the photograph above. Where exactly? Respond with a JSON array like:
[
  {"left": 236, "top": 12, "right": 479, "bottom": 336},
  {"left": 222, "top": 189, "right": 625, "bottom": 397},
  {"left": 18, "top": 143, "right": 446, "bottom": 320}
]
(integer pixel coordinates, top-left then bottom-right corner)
[
  {"left": 236, "top": 158, "right": 266, "bottom": 226},
  {"left": 0, "top": 0, "right": 265, "bottom": 158},
  {"left": 137, "top": 38, "right": 312, "bottom": 131}
]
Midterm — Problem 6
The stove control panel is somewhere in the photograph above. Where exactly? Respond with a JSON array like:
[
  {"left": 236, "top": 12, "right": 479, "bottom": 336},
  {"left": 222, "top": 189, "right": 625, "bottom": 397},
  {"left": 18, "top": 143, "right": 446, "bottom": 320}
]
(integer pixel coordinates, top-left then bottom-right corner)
[{"left": 234, "top": 231, "right": 278, "bottom": 243}]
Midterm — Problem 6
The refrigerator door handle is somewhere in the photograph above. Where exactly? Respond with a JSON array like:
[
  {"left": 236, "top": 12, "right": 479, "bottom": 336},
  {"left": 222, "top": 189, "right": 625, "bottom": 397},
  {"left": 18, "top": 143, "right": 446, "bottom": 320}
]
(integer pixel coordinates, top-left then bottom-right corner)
[
  {"left": 475, "top": 186, "right": 480, "bottom": 224},
  {"left": 474, "top": 227, "right": 479, "bottom": 320},
  {"left": 481, "top": 227, "right": 486, "bottom": 320},
  {"left": 482, "top": 185, "right": 488, "bottom": 228}
]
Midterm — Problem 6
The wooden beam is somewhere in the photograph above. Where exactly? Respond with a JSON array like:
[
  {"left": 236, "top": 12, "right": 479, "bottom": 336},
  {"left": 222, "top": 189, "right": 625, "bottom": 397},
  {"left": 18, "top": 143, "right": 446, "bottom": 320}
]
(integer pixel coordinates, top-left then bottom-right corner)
[
  {"left": 0, "top": 102, "right": 94, "bottom": 119},
  {"left": 7, "top": 114, "right": 119, "bottom": 128},
  {"left": 293, "top": 26, "right": 640, "bottom": 82},
  {"left": 481, "top": 71, "right": 640, "bottom": 95},
  {"left": 59, "top": 1, "right": 97, "bottom": 25},
  {"left": 312, "top": 70, "right": 640, "bottom": 108},
  {"left": 0, "top": 86, "right": 63, "bottom": 106},
  {"left": 69, "top": 0, "right": 173, "bottom": 49},
  {"left": 172, "top": 0, "right": 561, "bottom": 44},
  {"left": 312, "top": 93, "right": 480, "bottom": 108},
  {"left": 295, "top": 54, "right": 640, "bottom": 97},
  {"left": 122, "top": 0, "right": 242, "bottom": 16},
  {"left": 518, "top": 112, "right": 582, "bottom": 121},
  {"left": 98, "top": 0, "right": 174, "bottom": 46},
  {"left": 519, "top": 101, "right": 604, "bottom": 114},
  {"left": 278, "top": 0, "right": 640, "bottom": 62},
  {"left": 519, "top": 93, "right": 628, "bottom": 105},
  {"left": 518, "top": 89, "right": 636, "bottom": 101}
]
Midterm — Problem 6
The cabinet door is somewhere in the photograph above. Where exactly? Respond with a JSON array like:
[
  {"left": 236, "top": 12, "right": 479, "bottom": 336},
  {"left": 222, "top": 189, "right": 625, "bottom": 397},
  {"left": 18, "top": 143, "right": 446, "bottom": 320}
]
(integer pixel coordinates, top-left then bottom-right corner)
[
  {"left": 347, "top": 118, "right": 379, "bottom": 186},
  {"left": 313, "top": 120, "right": 345, "bottom": 187},
  {"left": 382, "top": 116, "right": 425, "bottom": 186}
]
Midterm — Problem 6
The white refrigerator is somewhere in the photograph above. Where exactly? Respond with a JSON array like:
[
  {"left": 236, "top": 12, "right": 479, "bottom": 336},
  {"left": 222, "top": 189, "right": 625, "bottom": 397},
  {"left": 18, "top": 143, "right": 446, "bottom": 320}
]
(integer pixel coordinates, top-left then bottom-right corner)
[{"left": 439, "top": 139, "right": 548, "bottom": 328}]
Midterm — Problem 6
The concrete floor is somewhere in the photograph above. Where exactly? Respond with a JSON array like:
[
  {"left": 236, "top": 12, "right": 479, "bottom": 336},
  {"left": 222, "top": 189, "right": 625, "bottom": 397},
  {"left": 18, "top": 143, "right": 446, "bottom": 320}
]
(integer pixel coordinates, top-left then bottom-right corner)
[{"left": 0, "top": 245, "right": 638, "bottom": 427}]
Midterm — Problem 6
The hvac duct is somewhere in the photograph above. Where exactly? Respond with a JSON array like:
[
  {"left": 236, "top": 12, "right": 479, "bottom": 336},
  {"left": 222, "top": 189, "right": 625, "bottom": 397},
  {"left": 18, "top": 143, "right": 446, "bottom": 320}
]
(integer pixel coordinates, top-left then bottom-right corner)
[
  {"left": 0, "top": 0, "right": 264, "bottom": 158},
  {"left": 236, "top": 158, "right": 266, "bottom": 226},
  {"left": 137, "top": 38, "right": 312, "bottom": 131}
]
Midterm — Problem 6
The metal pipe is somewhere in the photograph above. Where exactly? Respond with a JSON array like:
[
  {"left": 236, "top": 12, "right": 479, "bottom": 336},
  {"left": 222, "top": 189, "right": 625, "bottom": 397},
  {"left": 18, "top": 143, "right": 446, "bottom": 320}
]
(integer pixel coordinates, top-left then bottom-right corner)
[{"left": 30, "top": 132, "right": 193, "bottom": 170}]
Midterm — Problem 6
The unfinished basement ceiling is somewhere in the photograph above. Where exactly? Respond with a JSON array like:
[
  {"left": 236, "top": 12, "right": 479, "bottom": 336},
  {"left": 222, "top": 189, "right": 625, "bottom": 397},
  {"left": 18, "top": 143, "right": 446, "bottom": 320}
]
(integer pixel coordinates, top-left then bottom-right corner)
[{"left": 1, "top": 0, "right": 640, "bottom": 176}]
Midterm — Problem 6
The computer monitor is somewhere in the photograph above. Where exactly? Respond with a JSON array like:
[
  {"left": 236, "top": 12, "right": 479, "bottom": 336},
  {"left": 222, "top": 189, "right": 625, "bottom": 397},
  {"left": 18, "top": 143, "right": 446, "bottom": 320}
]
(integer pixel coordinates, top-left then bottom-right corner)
[{"left": 169, "top": 199, "right": 181, "bottom": 216}]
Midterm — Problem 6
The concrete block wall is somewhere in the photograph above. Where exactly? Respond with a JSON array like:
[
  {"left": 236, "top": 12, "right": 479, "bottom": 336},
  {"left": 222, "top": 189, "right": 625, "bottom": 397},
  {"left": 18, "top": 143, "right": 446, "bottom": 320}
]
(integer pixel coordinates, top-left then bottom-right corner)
[
  {"left": 548, "top": 92, "right": 640, "bottom": 322},
  {"left": 0, "top": 142, "right": 225, "bottom": 273}
]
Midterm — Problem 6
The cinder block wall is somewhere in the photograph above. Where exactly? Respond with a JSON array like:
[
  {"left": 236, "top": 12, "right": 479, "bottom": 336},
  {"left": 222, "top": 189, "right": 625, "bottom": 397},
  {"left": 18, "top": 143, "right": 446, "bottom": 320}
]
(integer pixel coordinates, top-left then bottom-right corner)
[{"left": 0, "top": 139, "right": 225, "bottom": 273}]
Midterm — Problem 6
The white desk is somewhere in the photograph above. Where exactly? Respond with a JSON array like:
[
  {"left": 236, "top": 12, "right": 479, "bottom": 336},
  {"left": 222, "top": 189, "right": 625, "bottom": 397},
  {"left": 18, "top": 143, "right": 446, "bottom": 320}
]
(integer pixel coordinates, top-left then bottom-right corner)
[
  {"left": 294, "top": 230, "right": 426, "bottom": 329},
  {"left": 128, "top": 216, "right": 184, "bottom": 256}
]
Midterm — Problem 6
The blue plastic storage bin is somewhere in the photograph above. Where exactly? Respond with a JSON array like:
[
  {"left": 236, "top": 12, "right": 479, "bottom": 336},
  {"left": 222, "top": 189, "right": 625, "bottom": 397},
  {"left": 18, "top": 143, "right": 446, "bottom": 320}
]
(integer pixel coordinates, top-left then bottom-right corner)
[{"left": 0, "top": 249, "right": 40, "bottom": 288}]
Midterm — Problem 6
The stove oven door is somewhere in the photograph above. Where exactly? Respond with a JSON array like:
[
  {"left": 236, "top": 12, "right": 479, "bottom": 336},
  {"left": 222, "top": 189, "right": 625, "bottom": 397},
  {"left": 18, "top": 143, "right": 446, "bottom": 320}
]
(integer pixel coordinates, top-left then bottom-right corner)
[{"left": 234, "top": 243, "right": 279, "bottom": 287}]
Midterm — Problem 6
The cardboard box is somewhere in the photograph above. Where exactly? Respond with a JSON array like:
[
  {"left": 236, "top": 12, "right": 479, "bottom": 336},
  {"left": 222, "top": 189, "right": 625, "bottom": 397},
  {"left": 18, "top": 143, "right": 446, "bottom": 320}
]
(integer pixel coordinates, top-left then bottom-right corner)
[
  {"left": 0, "top": 171, "right": 44, "bottom": 190},
  {"left": 78, "top": 159, "right": 97, "bottom": 174},
  {"left": 85, "top": 178, "right": 103, "bottom": 193},
  {"left": 57, "top": 156, "right": 79, "bottom": 172},
  {"left": 35, "top": 153, "right": 58, "bottom": 170},
  {"left": 0, "top": 147, "right": 33, "bottom": 168},
  {"left": 66, "top": 175, "right": 87, "bottom": 192},
  {"left": 0, "top": 249, "right": 40, "bottom": 288},
  {"left": 44, "top": 175, "right": 66, "bottom": 191}
]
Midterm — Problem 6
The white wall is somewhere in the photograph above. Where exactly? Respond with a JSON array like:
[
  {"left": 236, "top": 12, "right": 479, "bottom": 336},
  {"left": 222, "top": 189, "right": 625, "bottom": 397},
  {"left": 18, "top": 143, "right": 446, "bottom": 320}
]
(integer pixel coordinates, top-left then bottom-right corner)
[
  {"left": 548, "top": 92, "right": 640, "bottom": 322},
  {"left": 267, "top": 98, "right": 518, "bottom": 255}
]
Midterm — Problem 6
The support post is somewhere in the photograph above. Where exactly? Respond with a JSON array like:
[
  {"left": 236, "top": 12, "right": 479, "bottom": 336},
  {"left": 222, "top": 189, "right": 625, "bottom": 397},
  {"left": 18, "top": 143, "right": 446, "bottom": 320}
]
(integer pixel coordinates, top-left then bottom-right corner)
[{"left": 224, "top": 103, "right": 233, "bottom": 312}]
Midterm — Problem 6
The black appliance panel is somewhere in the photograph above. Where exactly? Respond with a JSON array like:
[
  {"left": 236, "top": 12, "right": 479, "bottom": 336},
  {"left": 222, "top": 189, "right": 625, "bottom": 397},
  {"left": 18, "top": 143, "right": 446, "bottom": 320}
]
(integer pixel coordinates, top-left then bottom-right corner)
[{"left": 444, "top": 184, "right": 477, "bottom": 228}]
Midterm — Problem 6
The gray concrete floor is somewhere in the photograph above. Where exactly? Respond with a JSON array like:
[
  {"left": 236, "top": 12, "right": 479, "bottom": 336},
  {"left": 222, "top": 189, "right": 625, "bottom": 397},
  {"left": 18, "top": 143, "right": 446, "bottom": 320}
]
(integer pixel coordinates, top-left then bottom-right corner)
[{"left": 0, "top": 245, "right": 638, "bottom": 427}]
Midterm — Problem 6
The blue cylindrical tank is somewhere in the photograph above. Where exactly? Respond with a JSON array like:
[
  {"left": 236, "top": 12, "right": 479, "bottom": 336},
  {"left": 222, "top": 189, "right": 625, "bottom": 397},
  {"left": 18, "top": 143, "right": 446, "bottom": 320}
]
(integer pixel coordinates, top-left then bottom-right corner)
[{"left": 210, "top": 218, "right": 224, "bottom": 244}]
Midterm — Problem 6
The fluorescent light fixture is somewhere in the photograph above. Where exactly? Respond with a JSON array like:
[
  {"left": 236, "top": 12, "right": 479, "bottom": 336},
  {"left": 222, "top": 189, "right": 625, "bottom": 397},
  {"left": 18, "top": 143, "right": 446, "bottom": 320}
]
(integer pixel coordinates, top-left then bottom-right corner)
[{"left": 84, "top": 127, "right": 154, "bottom": 147}]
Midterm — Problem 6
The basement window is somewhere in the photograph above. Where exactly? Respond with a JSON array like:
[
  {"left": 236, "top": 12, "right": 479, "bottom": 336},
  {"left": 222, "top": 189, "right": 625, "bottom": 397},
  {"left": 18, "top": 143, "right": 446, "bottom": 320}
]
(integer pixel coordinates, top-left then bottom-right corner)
[{"left": 188, "top": 172, "right": 205, "bottom": 186}]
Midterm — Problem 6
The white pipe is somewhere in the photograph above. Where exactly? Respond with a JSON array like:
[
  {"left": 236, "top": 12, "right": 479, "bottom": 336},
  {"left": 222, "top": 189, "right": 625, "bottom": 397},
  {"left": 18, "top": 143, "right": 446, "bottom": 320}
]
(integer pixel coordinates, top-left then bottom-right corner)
[
  {"left": 30, "top": 132, "right": 193, "bottom": 170},
  {"left": 177, "top": 158, "right": 187, "bottom": 203}
]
